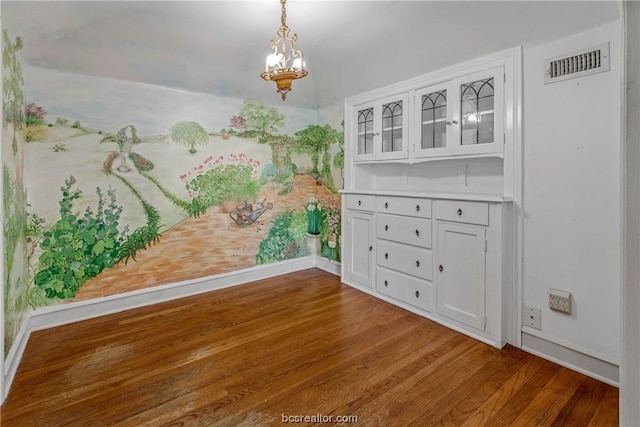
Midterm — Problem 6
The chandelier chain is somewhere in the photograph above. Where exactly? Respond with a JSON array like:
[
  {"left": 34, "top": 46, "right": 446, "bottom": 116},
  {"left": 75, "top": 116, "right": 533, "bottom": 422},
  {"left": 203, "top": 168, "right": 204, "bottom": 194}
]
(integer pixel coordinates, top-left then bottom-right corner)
[{"left": 281, "top": 0, "right": 287, "bottom": 28}]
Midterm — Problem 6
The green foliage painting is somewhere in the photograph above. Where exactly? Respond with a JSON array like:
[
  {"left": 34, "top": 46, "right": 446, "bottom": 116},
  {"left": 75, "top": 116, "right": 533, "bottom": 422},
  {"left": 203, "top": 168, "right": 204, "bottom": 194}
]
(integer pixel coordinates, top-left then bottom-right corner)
[
  {"left": 256, "top": 211, "right": 307, "bottom": 264},
  {"left": 34, "top": 176, "right": 129, "bottom": 299},
  {"left": 3, "top": 163, "right": 28, "bottom": 357},
  {"left": 181, "top": 153, "right": 261, "bottom": 208},
  {"left": 237, "top": 99, "right": 285, "bottom": 143},
  {"left": 170, "top": 121, "right": 209, "bottom": 154},
  {"left": 294, "top": 124, "right": 341, "bottom": 192},
  {"left": 2, "top": 30, "right": 25, "bottom": 154}
]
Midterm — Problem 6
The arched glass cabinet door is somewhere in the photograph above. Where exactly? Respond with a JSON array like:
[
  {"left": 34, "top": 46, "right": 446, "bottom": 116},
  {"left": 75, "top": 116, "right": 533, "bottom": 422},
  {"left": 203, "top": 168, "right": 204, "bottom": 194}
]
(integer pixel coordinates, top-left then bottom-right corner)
[
  {"left": 461, "top": 77, "right": 495, "bottom": 145},
  {"left": 357, "top": 107, "right": 375, "bottom": 156},
  {"left": 377, "top": 93, "right": 409, "bottom": 160},
  {"left": 414, "top": 82, "right": 451, "bottom": 158},
  {"left": 353, "top": 101, "right": 377, "bottom": 161},
  {"left": 454, "top": 67, "right": 504, "bottom": 154}
]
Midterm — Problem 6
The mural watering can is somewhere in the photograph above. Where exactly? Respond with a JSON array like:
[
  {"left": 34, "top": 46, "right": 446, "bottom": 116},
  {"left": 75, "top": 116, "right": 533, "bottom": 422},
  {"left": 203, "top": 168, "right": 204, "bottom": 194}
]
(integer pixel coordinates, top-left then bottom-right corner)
[{"left": 229, "top": 199, "right": 273, "bottom": 227}]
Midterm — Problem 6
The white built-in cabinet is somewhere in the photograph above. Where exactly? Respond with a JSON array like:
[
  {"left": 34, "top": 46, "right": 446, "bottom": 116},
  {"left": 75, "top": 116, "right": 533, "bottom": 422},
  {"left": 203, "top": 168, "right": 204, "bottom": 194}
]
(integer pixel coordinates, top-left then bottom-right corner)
[
  {"left": 354, "top": 93, "right": 410, "bottom": 161},
  {"left": 436, "top": 209, "right": 487, "bottom": 330},
  {"left": 341, "top": 48, "right": 519, "bottom": 348},
  {"left": 414, "top": 67, "right": 504, "bottom": 159},
  {"left": 343, "top": 196, "right": 375, "bottom": 288}
]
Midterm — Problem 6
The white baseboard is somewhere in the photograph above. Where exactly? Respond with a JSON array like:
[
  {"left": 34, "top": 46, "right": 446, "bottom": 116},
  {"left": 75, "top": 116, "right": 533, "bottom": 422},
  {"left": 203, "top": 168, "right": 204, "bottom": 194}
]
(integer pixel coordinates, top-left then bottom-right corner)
[
  {"left": 314, "top": 257, "right": 341, "bottom": 276},
  {"left": 521, "top": 329, "right": 619, "bottom": 387},
  {"left": 3, "top": 312, "right": 31, "bottom": 402}
]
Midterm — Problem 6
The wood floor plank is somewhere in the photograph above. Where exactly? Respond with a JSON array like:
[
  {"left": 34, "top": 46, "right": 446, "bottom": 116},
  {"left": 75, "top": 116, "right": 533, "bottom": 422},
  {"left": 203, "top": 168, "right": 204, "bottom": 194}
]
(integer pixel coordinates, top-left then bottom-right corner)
[{"left": 0, "top": 269, "right": 619, "bottom": 426}]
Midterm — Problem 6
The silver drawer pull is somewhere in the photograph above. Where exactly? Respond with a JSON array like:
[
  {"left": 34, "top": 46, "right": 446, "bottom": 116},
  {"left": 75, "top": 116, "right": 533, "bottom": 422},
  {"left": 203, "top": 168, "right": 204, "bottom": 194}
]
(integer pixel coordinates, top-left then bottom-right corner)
[
  {"left": 415, "top": 229, "right": 420, "bottom": 237},
  {"left": 416, "top": 260, "right": 420, "bottom": 268},
  {"left": 457, "top": 208, "right": 463, "bottom": 216}
]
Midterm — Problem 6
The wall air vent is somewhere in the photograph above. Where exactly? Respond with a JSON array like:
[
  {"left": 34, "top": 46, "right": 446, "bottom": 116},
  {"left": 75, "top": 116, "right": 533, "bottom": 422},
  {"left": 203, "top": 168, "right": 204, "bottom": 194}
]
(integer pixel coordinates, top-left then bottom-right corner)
[{"left": 544, "top": 42, "right": 610, "bottom": 85}]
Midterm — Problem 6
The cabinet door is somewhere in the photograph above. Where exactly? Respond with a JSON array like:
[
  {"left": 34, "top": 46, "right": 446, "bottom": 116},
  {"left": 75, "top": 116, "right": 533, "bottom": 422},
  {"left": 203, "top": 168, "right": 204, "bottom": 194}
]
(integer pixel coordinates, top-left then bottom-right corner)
[
  {"left": 353, "top": 101, "right": 377, "bottom": 162},
  {"left": 451, "top": 66, "right": 504, "bottom": 155},
  {"left": 414, "top": 82, "right": 451, "bottom": 158},
  {"left": 376, "top": 93, "right": 409, "bottom": 160},
  {"left": 436, "top": 222, "right": 486, "bottom": 330},
  {"left": 344, "top": 211, "right": 375, "bottom": 288}
]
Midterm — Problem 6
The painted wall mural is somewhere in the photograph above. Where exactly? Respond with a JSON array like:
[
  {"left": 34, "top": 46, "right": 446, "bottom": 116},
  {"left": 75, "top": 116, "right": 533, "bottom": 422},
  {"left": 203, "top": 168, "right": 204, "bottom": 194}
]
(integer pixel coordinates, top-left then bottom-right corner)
[
  {"left": 3, "top": 30, "right": 30, "bottom": 356},
  {"left": 2, "top": 27, "right": 343, "bottom": 357}
]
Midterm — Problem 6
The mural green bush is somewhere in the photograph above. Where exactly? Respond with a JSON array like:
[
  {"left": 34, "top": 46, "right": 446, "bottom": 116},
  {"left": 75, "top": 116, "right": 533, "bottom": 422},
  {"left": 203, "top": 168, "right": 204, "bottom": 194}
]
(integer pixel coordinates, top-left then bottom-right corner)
[
  {"left": 111, "top": 174, "right": 162, "bottom": 264},
  {"left": 129, "top": 152, "right": 154, "bottom": 172},
  {"left": 182, "top": 153, "right": 261, "bottom": 207},
  {"left": 256, "top": 211, "right": 306, "bottom": 264},
  {"left": 34, "top": 176, "right": 129, "bottom": 298}
]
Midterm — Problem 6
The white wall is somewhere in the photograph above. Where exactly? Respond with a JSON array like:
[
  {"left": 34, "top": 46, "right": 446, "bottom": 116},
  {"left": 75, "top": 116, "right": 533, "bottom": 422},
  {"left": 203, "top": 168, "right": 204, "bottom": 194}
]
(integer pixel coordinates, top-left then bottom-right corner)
[
  {"left": 522, "top": 21, "right": 621, "bottom": 366},
  {"left": 622, "top": 0, "right": 640, "bottom": 423}
]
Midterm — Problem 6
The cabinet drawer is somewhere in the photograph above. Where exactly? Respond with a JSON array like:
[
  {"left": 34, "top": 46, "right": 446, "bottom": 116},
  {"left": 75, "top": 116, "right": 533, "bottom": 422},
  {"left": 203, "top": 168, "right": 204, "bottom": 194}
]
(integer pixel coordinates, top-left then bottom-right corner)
[
  {"left": 377, "top": 196, "right": 431, "bottom": 218},
  {"left": 435, "top": 200, "right": 489, "bottom": 226},
  {"left": 377, "top": 214, "right": 432, "bottom": 248},
  {"left": 377, "top": 240, "right": 433, "bottom": 280},
  {"left": 376, "top": 267, "right": 433, "bottom": 312},
  {"left": 344, "top": 194, "right": 376, "bottom": 212}
]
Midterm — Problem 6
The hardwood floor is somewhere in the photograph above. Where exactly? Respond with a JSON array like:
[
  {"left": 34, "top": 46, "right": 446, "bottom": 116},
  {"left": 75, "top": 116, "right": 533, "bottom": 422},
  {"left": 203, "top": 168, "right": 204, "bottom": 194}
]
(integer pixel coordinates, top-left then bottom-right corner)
[{"left": 1, "top": 269, "right": 618, "bottom": 426}]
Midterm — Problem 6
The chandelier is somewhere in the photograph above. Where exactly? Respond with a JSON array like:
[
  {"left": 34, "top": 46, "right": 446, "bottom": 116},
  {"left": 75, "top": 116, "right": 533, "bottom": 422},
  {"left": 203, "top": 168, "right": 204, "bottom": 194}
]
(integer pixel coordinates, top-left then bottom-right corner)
[{"left": 260, "top": 0, "right": 307, "bottom": 100}]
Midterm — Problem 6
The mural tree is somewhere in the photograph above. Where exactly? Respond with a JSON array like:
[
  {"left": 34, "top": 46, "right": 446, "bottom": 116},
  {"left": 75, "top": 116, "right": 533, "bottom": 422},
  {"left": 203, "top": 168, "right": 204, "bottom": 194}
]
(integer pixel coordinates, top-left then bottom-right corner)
[
  {"left": 333, "top": 121, "right": 345, "bottom": 183},
  {"left": 237, "top": 100, "right": 285, "bottom": 143},
  {"left": 294, "top": 124, "right": 341, "bottom": 192},
  {"left": 170, "top": 121, "right": 209, "bottom": 154},
  {"left": 2, "top": 30, "right": 25, "bottom": 155},
  {"left": 23, "top": 102, "right": 48, "bottom": 142}
]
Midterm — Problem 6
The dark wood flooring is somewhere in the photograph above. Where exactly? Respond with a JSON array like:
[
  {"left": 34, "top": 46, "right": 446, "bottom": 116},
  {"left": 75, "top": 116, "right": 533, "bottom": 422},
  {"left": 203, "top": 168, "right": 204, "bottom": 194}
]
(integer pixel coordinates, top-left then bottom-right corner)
[{"left": 1, "top": 269, "right": 619, "bottom": 426}]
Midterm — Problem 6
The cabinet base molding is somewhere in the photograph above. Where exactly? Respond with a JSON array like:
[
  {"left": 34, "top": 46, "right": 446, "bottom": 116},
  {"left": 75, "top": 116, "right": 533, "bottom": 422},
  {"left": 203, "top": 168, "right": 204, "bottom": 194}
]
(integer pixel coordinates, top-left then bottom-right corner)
[{"left": 521, "top": 329, "right": 619, "bottom": 386}]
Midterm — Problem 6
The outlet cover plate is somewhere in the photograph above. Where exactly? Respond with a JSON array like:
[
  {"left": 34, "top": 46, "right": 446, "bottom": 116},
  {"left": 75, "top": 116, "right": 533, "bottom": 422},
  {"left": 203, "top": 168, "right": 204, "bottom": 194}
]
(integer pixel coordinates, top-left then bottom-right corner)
[{"left": 524, "top": 306, "right": 541, "bottom": 329}]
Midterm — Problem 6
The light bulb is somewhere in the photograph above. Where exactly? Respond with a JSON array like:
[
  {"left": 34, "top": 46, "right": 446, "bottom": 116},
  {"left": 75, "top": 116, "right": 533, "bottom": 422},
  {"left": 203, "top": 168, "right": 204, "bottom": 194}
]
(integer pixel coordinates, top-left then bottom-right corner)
[
  {"left": 266, "top": 53, "right": 282, "bottom": 67},
  {"left": 466, "top": 113, "right": 479, "bottom": 123},
  {"left": 292, "top": 58, "right": 303, "bottom": 70}
]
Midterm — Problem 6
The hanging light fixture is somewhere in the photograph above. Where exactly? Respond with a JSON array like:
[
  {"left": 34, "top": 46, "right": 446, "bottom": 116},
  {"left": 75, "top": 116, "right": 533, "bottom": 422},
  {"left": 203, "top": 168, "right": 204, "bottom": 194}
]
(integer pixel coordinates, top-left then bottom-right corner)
[{"left": 261, "top": 0, "right": 307, "bottom": 101}]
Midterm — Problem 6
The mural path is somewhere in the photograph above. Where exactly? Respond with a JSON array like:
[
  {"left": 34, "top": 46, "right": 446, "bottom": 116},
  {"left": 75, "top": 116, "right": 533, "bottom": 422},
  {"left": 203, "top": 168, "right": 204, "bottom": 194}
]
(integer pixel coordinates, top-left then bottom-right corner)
[{"left": 72, "top": 174, "right": 340, "bottom": 302}]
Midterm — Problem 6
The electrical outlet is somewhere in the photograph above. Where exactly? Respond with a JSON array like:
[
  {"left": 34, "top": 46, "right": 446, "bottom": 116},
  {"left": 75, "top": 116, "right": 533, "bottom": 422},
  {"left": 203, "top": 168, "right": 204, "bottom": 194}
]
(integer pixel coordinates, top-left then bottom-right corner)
[
  {"left": 549, "top": 288, "right": 571, "bottom": 314},
  {"left": 523, "top": 306, "right": 541, "bottom": 329}
]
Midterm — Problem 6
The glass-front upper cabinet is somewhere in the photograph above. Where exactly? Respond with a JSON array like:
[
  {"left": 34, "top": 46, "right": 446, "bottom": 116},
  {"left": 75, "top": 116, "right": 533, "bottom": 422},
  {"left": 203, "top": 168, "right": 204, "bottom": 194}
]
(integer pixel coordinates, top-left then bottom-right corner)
[
  {"left": 355, "top": 103, "right": 376, "bottom": 161},
  {"left": 414, "top": 67, "right": 504, "bottom": 159},
  {"left": 353, "top": 93, "right": 409, "bottom": 161},
  {"left": 414, "top": 82, "right": 450, "bottom": 158}
]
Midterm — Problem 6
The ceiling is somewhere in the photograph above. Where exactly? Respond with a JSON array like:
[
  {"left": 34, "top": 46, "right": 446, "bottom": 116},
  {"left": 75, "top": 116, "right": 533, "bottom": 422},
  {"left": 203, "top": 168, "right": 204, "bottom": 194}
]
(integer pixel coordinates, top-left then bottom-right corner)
[{"left": 2, "top": 1, "right": 620, "bottom": 110}]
